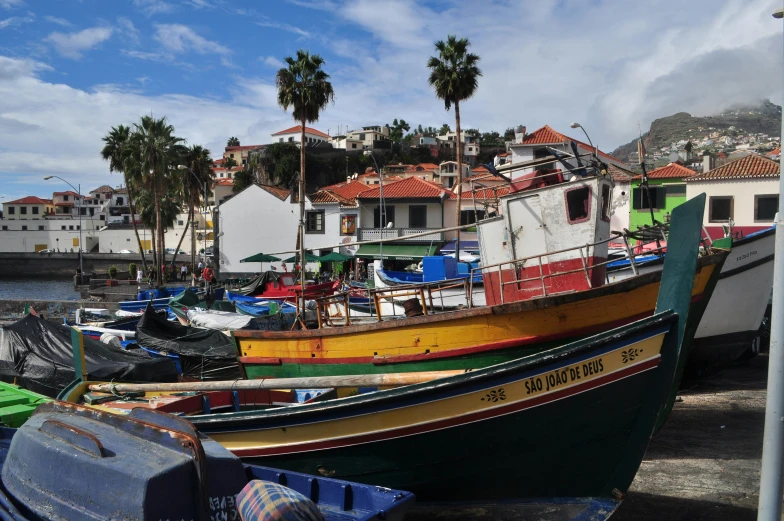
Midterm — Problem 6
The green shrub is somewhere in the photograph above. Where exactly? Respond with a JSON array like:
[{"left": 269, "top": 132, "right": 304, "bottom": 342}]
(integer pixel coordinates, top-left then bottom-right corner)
[
  {"left": 108, "top": 265, "right": 118, "bottom": 279},
  {"left": 129, "top": 263, "right": 137, "bottom": 280}
]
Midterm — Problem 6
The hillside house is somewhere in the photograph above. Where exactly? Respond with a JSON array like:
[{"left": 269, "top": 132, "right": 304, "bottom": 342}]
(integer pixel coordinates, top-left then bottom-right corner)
[{"left": 629, "top": 162, "right": 695, "bottom": 233}]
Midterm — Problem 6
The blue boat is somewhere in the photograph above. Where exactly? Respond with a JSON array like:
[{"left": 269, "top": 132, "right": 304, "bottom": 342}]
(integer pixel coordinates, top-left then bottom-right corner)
[
  {"left": 0, "top": 402, "right": 415, "bottom": 521},
  {"left": 234, "top": 300, "right": 297, "bottom": 317}
]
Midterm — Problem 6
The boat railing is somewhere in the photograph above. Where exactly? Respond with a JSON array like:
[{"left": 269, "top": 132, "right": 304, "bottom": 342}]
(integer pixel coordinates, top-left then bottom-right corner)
[
  {"left": 366, "top": 278, "right": 477, "bottom": 321},
  {"left": 314, "top": 292, "right": 353, "bottom": 327},
  {"left": 467, "top": 226, "right": 674, "bottom": 306}
]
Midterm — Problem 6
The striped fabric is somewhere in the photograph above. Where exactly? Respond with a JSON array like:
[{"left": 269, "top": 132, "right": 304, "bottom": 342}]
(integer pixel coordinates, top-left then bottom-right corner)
[{"left": 237, "top": 480, "right": 324, "bottom": 521}]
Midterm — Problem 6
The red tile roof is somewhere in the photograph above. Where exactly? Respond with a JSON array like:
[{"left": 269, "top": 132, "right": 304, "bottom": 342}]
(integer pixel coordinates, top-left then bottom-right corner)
[
  {"left": 311, "top": 180, "right": 373, "bottom": 206},
  {"left": 471, "top": 165, "right": 490, "bottom": 174},
  {"left": 766, "top": 147, "right": 780, "bottom": 157},
  {"left": 633, "top": 162, "right": 695, "bottom": 180},
  {"left": 271, "top": 125, "right": 330, "bottom": 139},
  {"left": 516, "top": 125, "right": 622, "bottom": 163},
  {"left": 607, "top": 164, "right": 636, "bottom": 182},
  {"left": 225, "top": 145, "right": 263, "bottom": 151},
  {"left": 258, "top": 184, "right": 290, "bottom": 200},
  {"left": 687, "top": 153, "right": 780, "bottom": 182},
  {"left": 214, "top": 179, "right": 234, "bottom": 186},
  {"left": 357, "top": 176, "right": 448, "bottom": 199},
  {"left": 53, "top": 191, "right": 80, "bottom": 197},
  {"left": 90, "top": 185, "right": 114, "bottom": 194},
  {"left": 449, "top": 186, "right": 511, "bottom": 200},
  {"left": 6, "top": 196, "right": 52, "bottom": 205},
  {"left": 213, "top": 165, "right": 243, "bottom": 172}
]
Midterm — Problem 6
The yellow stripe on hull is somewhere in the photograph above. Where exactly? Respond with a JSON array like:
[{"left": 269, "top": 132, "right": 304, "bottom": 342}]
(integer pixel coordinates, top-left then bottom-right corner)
[
  {"left": 236, "top": 266, "right": 716, "bottom": 362},
  {"left": 212, "top": 333, "right": 665, "bottom": 453}
]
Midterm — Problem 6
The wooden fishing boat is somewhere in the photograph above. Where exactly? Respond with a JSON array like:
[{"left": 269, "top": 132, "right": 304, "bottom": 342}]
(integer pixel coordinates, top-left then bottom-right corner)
[
  {"left": 0, "top": 403, "right": 414, "bottom": 521},
  {"left": 232, "top": 195, "right": 725, "bottom": 382},
  {"left": 0, "top": 382, "right": 49, "bottom": 427},
  {"left": 228, "top": 271, "right": 338, "bottom": 302}
]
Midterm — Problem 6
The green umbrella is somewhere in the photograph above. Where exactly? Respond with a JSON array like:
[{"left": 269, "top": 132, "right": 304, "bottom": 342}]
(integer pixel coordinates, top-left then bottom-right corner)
[
  {"left": 319, "top": 251, "right": 353, "bottom": 262},
  {"left": 282, "top": 252, "right": 321, "bottom": 263},
  {"left": 240, "top": 253, "right": 281, "bottom": 263}
]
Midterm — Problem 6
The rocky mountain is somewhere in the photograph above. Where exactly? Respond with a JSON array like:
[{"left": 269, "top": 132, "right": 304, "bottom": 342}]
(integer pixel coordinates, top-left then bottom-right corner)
[{"left": 611, "top": 100, "right": 781, "bottom": 163}]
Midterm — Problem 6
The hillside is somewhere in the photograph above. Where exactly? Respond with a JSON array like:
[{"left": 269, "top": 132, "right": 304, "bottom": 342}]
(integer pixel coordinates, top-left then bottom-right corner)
[{"left": 611, "top": 100, "right": 781, "bottom": 163}]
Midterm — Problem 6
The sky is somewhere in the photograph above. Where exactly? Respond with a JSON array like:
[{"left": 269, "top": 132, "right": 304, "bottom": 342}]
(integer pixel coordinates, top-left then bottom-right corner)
[{"left": 0, "top": 0, "right": 781, "bottom": 201}]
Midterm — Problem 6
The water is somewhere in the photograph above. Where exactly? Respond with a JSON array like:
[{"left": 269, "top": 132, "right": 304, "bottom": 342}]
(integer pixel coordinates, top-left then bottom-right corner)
[{"left": 0, "top": 279, "right": 81, "bottom": 301}]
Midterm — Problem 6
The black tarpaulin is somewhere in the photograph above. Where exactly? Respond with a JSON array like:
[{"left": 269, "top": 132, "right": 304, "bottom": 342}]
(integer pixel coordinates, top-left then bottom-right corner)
[
  {"left": 0, "top": 314, "right": 178, "bottom": 397},
  {"left": 234, "top": 272, "right": 280, "bottom": 296},
  {"left": 135, "top": 305, "right": 240, "bottom": 381}
]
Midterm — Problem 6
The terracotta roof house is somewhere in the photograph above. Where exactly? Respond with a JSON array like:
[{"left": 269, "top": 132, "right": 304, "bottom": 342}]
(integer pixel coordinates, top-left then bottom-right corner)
[{"left": 629, "top": 162, "right": 696, "bottom": 234}]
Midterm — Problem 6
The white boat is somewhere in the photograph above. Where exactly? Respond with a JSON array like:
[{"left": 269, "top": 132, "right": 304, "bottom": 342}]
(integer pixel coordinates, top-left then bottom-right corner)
[{"left": 372, "top": 261, "right": 486, "bottom": 310}]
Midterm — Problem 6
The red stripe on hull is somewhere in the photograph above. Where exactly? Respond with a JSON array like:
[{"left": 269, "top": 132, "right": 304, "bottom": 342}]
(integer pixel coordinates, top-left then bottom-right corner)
[
  {"left": 703, "top": 226, "right": 771, "bottom": 241},
  {"left": 232, "top": 356, "right": 661, "bottom": 457}
]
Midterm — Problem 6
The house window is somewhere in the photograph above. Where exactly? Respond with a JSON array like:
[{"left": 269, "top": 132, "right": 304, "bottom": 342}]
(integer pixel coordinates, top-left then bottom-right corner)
[
  {"left": 666, "top": 184, "right": 686, "bottom": 196},
  {"left": 373, "top": 206, "right": 395, "bottom": 228},
  {"left": 288, "top": 137, "right": 293, "bottom": 142},
  {"left": 279, "top": 138, "right": 283, "bottom": 143},
  {"left": 69, "top": 225, "right": 74, "bottom": 230},
  {"left": 359, "top": 133, "right": 366, "bottom": 141},
  {"left": 76, "top": 225, "right": 80, "bottom": 230},
  {"left": 20, "top": 207, "right": 27, "bottom": 215},
  {"left": 38, "top": 225, "right": 44, "bottom": 230},
  {"left": 1, "top": 226, "right": 6, "bottom": 231},
  {"left": 230, "top": 153, "right": 234, "bottom": 158},
  {"left": 351, "top": 144, "right": 357, "bottom": 149},
  {"left": 116, "top": 197, "right": 123, "bottom": 205},
  {"left": 341, "top": 215, "right": 357, "bottom": 236},
  {"left": 409, "top": 205, "right": 427, "bottom": 228},
  {"left": 7, "top": 207, "right": 13, "bottom": 215},
  {"left": 32, "top": 207, "right": 39, "bottom": 215},
  {"left": 632, "top": 186, "right": 665, "bottom": 210},
  {"left": 305, "top": 210, "right": 325, "bottom": 234},
  {"left": 709, "top": 196, "right": 733, "bottom": 222},
  {"left": 565, "top": 186, "right": 591, "bottom": 223},
  {"left": 80, "top": 207, "right": 86, "bottom": 216},
  {"left": 63, "top": 195, "right": 69, "bottom": 201},
  {"left": 600, "top": 184, "right": 611, "bottom": 221},
  {"left": 755, "top": 195, "right": 778, "bottom": 222},
  {"left": 460, "top": 209, "right": 486, "bottom": 226},
  {"left": 61, "top": 226, "right": 66, "bottom": 230}
]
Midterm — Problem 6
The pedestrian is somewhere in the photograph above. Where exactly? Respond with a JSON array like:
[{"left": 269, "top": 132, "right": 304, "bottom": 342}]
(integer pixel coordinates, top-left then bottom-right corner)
[
  {"left": 136, "top": 267, "right": 143, "bottom": 287},
  {"left": 198, "top": 259, "right": 204, "bottom": 273},
  {"left": 180, "top": 263, "right": 187, "bottom": 282}
]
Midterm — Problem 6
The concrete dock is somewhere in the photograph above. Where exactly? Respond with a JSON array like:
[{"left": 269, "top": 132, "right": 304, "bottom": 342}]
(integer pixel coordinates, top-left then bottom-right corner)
[{"left": 407, "top": 355, "right": 766, "bottom": 520}]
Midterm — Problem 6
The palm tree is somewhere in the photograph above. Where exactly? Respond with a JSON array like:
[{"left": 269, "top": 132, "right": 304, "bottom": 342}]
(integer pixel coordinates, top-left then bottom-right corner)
[
  {"left": 101, "top": 125, "right": 149, "bottom": 271},
  {"left": 227, "top": 136, "right": 240, "bottom": 147},
  {"left": 276, "top": 49, "right": 334, "bottom": 311},
  {"left": 179, "top": 145, "right": 213, "bottom": 267},
  {"left": 127, "top": 115, "right": 185, "bottom": 286},
  {"left": 427, "top": 35, "right": 481, "bottom": 259}
]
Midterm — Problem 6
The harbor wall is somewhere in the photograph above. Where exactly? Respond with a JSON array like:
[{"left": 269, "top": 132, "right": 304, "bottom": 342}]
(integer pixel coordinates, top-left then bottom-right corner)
[
  {"left": 0, "top": 252, "right": 176, "bottom": 278},
  {"left": 0, "top": 299, "right": 120, "bottom": 320}
]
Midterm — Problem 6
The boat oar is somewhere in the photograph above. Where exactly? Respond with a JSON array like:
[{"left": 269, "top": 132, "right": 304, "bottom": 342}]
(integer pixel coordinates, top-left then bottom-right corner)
[{"left": 87, "top": 369, "right": 470, "bottom": 393}]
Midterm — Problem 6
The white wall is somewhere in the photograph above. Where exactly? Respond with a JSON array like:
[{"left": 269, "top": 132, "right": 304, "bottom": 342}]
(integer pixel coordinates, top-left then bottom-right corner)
[
  {"left": 219, "top": 185, "right": 300, "bottom": 274},
  {"left": 358, "top": 202, "right": 443, "bottom": 229},
  {"left": 686, "top": 178, "right": 780, "bottom": 228},
  {"left": 0, "top": 220, "right": 99, "bottom": 252},
  {"left": 609, "top": 180, "right": 631, "bottom": 233}
]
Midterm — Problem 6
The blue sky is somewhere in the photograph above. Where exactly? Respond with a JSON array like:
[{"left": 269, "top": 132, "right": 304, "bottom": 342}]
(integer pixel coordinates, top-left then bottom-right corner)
[{"left": 0, "top": 0, "right": 781, "bottom": 200}]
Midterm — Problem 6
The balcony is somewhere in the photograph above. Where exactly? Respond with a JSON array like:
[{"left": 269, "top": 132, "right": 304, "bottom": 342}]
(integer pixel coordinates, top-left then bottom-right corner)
[{"left": 358, "top": 228, "right": 445, "bottom": 243}]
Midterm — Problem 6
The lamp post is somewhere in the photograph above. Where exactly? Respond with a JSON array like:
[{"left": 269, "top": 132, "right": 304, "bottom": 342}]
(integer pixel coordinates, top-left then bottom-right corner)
[
  {"left": 44, "top": 175, "right": 82, "bottom": 284},
  {"left": 757, "top": 10, "right": 784, "bottom": 521},
  {"left": 569, "top": 122, "right": 598, "bottom": 161},
  {"left": 177, "top": 165, "right": 207, "bottom": 271}
]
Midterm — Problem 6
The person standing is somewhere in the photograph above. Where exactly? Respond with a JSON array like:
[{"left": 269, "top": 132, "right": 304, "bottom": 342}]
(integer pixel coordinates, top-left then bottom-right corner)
[
  {"left": 136, "top": 268, "right": 143, "bottom": 287},
  {"left": 180, "top": 263, "right": 187, "bottom": 282}
]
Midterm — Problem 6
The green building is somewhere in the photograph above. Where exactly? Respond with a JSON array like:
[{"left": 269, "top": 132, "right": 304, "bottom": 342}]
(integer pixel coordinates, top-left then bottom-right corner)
[{"left": 629, "top": 162, "right": 696, "bottom": 232}]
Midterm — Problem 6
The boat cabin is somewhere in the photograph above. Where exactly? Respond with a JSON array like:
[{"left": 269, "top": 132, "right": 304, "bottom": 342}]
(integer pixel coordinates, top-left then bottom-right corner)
[{"left": 477, "top": 170, "right": 613, "bottom": 304}]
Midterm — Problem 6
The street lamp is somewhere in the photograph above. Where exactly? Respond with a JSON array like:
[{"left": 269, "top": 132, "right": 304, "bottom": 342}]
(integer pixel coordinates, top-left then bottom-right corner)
[
  {"left": 177, "top": 165, "right": 207, "bottom": 270},
  {"left": 570, "top": 122, "right": 598, "bottom": 161},
  {"left": 756, "top": 10, "right": 784, "bottom": 521},
  {"left": 44, "top": 175, "right": 82, "bottom": 285}
]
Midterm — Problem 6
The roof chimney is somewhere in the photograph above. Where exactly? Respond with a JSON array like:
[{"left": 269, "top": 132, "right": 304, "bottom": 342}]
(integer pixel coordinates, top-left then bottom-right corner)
[
  {"left": 514, "top": 125, "right": 526, "bottom": 144},
  {"left": 702, "top": 151, "right": 713, "bottom": 174}
]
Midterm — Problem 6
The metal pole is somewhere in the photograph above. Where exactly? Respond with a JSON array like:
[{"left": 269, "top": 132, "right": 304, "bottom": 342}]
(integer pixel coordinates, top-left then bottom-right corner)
[
  {"left": 77, "top": 184, "right": 82, "bottom": 285},
  {"left": 203, "top": 180, "right": 207, "bottom": 268},
  {"left": 758, "top": 8, "right": 784, "bottom": 520}
]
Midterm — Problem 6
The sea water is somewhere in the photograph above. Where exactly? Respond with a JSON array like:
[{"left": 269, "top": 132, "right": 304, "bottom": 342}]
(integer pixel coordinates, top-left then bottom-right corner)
[{"left": 0, "top": 279, "right": 80, "bottom": 300}]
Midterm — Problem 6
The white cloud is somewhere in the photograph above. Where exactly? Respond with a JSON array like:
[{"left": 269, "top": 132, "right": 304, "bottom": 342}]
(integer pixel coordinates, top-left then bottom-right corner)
[
  {"left": 0, "top": 0, "right": 23, "bottom": 10},
  {"left": 117, "top": 17, "right": 140, "bottom": 45},
  {"left": 184, "top": 0, "right": 213, "bottom": 8},
  {"left": 255, "top": 21, "right": 310, "bottom": 38},
  {"left": 0, "top": 15, "right": 31, "bottom": 28},
  {"left": 43, "top": 15, "right": 72, "bottom": 27},
  {"left": 260, "top": 56, "right": 284, "bottom": 68},
  {"left": 45, "top": 27, "right": 114, "bottom": 59},
  {"left": 153, "top": 23, "right": 230, "bottom": 55},
  {"left": 132, "top": 0, "right": 174, "bottom": 16}
]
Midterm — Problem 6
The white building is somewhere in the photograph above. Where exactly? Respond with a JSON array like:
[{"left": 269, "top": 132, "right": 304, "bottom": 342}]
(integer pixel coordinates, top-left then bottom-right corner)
[
  {"left": 271, "top": 125, "right": 330, "bottom": 146},
  {"left": 330, "top": 135, "right": 364, "bottom": 151},
  {"left": 606, "top": 164, "right": 636, "bottom": 235},
  {"left": 345, "top": 125, "right": 390, "bottom": 149},
  {"left": 686, "top": 153, "right": 779, "bottom": 240}
]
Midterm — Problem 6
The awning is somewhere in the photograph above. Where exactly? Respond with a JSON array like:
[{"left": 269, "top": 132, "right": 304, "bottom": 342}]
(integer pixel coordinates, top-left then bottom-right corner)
[
  {"left": 355, "top": 244, "right": 440, "bottom": 260},
  {"left": 439, "top": 240, "right": 479, "bottom": 253}
]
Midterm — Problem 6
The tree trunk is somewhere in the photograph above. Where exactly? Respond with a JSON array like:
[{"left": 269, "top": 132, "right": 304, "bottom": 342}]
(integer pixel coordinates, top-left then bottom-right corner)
[
  {"left": 454, "top": 100, "right": 462, "bottom": 262},
  {"left": 125, "top": 181, "right": 148, "bottom": 272},
  {"left": 172, "top": 217, "right": 190, "bottom": 267},
  {"left": 190, "top": 203, "right": 196, "bottom": 272},
  {"left": 299, "top": 120, "right": 307, "bottom": 315},
  {"left": 154, "top": 175, "right": 165, "bottom": 288},
  {"left": 150, "top": 228, "right": 157, "bottom": 272}
]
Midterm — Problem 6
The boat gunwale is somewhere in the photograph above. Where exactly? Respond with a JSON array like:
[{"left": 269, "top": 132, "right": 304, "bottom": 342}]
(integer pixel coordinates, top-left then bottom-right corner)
[
  {"left": 190, "top": 311, "right": 677, "bottom": 427},
  {"left": 230, "top": 252, "right": 724, "bottom": 340}
]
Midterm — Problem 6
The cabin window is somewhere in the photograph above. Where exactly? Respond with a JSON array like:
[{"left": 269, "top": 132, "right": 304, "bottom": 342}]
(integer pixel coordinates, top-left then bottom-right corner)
[
  {"left": 565, "top": 186, "right": 591, "bottom": 223},
  {"left": 666, "top": 184, "right": 686, "bottom": 197},
  {"left": 709, "top": 196, "right": 733, "bottom": 223},
  {"left": 305, "top": 210, "right": 325, "bottom": 234},
  {"left": 755, "top": 195, "right": 778, "bottom": 222},
  {"left": 409, "top": 205, "right": 427, "bottom": 228},
  {"left": 600, "top": 184, "right": 611, "bottom": 222},
  {"left": 373, "top": 206, "right": 395, "bottom": 228},
  {"left": 632, "top": 186, "right": 665, "bottom": 210}
]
